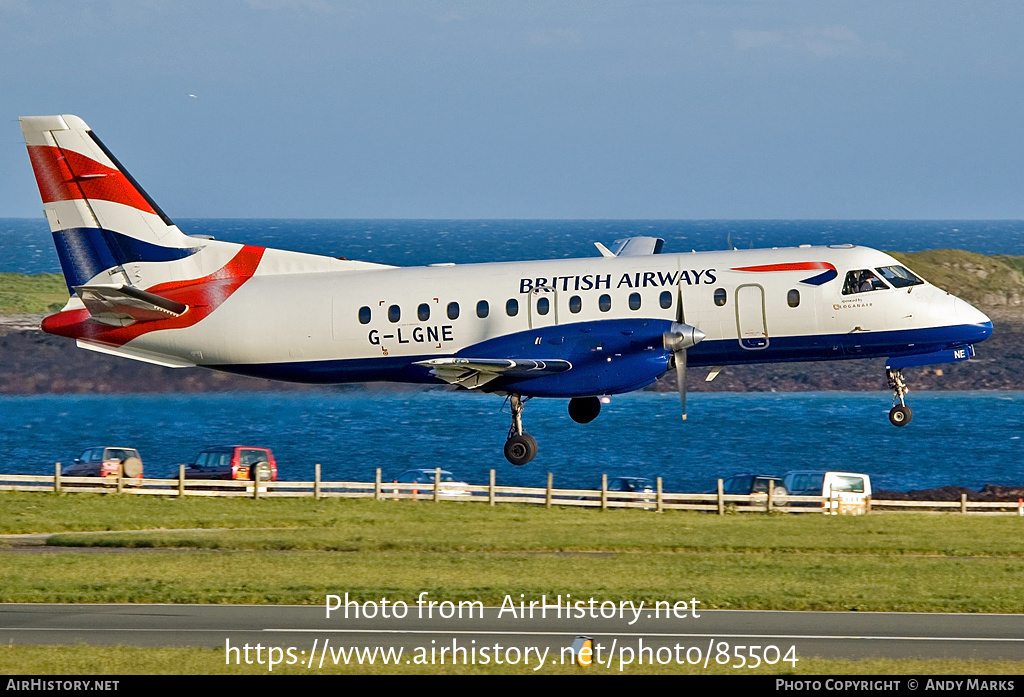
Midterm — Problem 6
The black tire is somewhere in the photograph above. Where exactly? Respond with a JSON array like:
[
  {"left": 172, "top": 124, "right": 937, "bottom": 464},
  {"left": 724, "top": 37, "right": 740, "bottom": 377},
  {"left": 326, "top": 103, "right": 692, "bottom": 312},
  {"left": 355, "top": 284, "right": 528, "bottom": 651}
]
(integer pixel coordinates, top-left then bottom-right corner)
[
  {"left": 888, "top": 405, "right": 913, "bottom": 427},
  {"left": 504, "top": 433, "right": 538, "bottom": 466},
  {"left": 568, "top": 396, "right": 601, "bottom": 424}
]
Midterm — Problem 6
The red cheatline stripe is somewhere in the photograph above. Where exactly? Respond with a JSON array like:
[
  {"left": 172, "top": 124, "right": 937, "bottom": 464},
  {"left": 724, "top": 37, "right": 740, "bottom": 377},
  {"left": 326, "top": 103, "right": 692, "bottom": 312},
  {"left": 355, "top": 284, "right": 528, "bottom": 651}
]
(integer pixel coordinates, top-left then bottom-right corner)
[
  {"left": 41, "top": 246, "right": 266, "bottom": 347},
  {"left": 730, "top": 262, "right": 836, "bottom": 273},
  {"left": 27, "top": 145, "right": 156, "bottom": 214}
]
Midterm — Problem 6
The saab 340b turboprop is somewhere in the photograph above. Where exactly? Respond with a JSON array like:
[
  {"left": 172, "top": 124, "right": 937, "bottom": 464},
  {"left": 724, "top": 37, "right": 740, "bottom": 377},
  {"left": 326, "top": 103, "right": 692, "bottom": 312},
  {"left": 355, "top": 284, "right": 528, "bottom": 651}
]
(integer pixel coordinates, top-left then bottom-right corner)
[{"left": 20, "top": 115, "right": 993, "bottom": 465}]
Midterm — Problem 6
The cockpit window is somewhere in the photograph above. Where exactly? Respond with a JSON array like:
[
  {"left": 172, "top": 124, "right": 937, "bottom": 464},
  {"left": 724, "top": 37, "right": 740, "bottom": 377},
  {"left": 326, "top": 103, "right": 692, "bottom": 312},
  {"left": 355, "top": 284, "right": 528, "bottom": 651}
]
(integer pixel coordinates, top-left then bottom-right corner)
[
  {"left": 875, "top": 265, "right": 924, "bottom": 288},
  {"left": 842, "top": 269, "right": 888, "bottom": 295}
]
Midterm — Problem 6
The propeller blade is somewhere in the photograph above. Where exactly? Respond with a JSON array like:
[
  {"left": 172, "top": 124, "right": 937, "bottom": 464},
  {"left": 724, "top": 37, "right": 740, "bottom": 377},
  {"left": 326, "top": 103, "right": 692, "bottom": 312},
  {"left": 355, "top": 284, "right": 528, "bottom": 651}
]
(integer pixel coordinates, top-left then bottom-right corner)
[
  {"left": 676, "top": 348, "right": 688, "bottom": 420},
  {"left": 663, "top": 323, "right": 706, "bottom": 422}
]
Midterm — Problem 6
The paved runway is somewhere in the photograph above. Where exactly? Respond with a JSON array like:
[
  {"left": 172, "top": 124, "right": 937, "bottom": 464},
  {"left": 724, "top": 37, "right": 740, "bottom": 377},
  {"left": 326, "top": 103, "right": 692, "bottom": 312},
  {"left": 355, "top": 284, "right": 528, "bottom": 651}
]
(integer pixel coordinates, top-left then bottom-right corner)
[{"left": 2, "top": 604, "right": 1022, "bottom": 667}]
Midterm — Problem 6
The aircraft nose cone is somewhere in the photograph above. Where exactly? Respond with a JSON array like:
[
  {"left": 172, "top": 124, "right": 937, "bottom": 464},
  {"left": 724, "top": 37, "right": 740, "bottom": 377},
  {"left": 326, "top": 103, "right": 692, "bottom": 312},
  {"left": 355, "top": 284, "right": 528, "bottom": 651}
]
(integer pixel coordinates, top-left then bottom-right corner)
[{"left": 953, "top": 295, "right": 992, "bottom": 327}]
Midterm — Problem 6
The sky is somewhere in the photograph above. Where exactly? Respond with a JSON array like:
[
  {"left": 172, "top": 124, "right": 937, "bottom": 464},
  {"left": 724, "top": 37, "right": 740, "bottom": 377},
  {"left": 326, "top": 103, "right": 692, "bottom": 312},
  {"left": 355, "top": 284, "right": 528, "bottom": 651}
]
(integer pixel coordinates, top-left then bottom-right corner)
[{"left": 1, "top": 0, "right": 1023, "bottom": 219}]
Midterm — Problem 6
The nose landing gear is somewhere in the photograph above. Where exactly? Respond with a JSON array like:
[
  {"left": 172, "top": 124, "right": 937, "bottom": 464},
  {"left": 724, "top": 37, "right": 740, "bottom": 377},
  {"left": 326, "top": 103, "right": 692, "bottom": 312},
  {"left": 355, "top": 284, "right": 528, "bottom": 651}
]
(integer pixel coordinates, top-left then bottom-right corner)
[
  {"left": 504, "top": 394, "right": 538, "bottom": 465},
  {"left": 886, "top": 368, "right": 913, "bottom": 427}
]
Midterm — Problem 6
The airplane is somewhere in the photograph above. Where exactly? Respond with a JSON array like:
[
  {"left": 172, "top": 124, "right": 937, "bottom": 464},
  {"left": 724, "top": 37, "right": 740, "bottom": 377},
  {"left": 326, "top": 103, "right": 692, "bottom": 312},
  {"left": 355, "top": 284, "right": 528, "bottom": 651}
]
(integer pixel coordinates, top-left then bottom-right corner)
[{"left": 19, "top": 115, "right": 994, "bottom": 465}]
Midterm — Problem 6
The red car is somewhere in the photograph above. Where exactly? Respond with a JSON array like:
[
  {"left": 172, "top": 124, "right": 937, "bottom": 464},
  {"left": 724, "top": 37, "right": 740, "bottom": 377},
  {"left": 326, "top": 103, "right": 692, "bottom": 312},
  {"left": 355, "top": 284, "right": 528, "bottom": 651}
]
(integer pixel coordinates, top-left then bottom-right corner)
[{"left": 183, "top": 446, "right": 277, "bottom": 481}]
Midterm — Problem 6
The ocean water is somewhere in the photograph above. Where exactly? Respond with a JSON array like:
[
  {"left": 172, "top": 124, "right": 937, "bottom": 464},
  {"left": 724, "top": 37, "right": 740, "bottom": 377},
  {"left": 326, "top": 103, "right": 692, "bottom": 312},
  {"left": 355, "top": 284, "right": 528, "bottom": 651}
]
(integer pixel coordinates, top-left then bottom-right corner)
[
  {"left": 2, "top": 391, "right": 1021, "bottom": 492},
  {"left": 2, "top": 218, "right": 1023, "bottom": 274},
  {"left": 1, "top": 218, "right": 1021, "bottom": 491}
]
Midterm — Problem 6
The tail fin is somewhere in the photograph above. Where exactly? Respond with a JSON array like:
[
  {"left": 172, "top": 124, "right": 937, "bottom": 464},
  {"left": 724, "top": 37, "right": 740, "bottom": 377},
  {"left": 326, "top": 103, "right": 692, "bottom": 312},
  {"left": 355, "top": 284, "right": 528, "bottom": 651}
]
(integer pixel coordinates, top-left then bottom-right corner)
[{"left": 19, "top": 115, "right": 200, "bottom": 293}]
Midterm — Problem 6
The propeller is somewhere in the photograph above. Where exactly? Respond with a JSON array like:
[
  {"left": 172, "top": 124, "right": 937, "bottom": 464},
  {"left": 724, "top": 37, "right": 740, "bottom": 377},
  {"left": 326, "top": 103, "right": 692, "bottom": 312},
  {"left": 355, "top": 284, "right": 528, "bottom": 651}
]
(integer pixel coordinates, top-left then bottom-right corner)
[{"left": 663, "top": 283, "right": 706, "bottom": 420}]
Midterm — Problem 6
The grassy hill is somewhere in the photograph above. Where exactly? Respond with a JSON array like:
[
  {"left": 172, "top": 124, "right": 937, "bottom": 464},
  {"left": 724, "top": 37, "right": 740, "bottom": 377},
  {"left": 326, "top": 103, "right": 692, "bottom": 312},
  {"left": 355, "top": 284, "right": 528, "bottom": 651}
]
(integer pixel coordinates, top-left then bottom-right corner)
[
  {"left": 891, "top": 250, "right": 1024, "bottom": 314},
  {"left": 0, "top": 273, "right": 66, "bottom": 314}
]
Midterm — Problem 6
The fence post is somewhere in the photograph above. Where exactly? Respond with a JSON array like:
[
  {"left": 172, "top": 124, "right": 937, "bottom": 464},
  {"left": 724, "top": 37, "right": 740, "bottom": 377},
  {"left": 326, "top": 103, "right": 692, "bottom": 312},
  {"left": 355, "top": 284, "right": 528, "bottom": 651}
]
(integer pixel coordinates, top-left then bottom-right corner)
[
  {"left": 117, "top": 463, "right": 124, "bottom": 494},
  {"left": 315, "top": 464, "right": 321, "bottom": 500},
  {"left": 767, "top": 479, "right": 774, "bottom": 513},
  {"left": 179, "top": 465, "right": 185, "bottom": 497},
  {"left": 546, "top": 473, "right": 553, "bottom": 508},
  {"left": 254, "top": 467, "right": 261, "bottom": 500},
  {"left": 961, "top": 493, "right": 967, "bottom": 515},
  {"left": 601, "top": 474, "right": 608, "bottom": 511},
  {"left": 54, "top": 463, "right": 61, "bottom": 494},
  {"left": 489, "top": 469, "right": 496, "bottom": 506},
  {"left": 434, "top": 467, "right": 441, "bottom": 503},
  {"left": 717, "top": 479, "right": 724, "bottom": 516},
  {"left": 375, "top": 468, "right": 382, "bottom": 501},
  {"left": 656, "top": 477, "right": 663, "bottom": 513}
]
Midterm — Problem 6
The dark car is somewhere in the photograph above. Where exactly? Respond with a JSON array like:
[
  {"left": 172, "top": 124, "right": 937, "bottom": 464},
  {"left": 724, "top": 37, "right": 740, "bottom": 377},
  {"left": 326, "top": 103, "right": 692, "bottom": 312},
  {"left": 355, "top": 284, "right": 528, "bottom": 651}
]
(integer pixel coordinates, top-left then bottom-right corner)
[
  {"left": 719, "top": 474, "right": 787, "bottom": 499},
  {"left": 183, "top": 446, "right": 277, "bottom": 481},
  {"left": 62, "top": 446, "right": 143, "bottom": 479},
  {"left": 608, "top": 477, "right": 655, "bottom": 495}
]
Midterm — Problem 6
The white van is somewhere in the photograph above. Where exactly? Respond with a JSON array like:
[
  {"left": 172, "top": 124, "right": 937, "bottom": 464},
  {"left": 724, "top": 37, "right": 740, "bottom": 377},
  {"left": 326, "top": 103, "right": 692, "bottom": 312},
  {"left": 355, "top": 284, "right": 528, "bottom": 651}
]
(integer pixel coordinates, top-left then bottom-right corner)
[{"left": 782, "top": 471, "right": 872, "bottom": 514}]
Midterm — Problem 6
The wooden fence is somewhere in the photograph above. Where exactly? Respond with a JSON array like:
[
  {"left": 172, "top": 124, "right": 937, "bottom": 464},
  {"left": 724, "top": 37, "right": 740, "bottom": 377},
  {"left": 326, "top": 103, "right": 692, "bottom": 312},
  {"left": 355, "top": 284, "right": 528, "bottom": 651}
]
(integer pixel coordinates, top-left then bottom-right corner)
[{"left": 1, "top": 466, "right": 1022, "bottom": 515}]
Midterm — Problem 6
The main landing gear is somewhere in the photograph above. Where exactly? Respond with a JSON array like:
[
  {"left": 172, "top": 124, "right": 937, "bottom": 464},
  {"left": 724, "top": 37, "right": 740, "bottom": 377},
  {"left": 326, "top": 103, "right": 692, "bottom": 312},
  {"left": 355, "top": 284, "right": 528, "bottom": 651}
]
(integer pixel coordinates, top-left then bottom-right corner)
[
  {"left": 886, "top": 368, "right": 913, "bottom": 427},
  {"left": 504, "top": 394, "right": 538, "bottom": 466},
  {"left": 503, "top": 395, "right": 604, "bottom": 465}
]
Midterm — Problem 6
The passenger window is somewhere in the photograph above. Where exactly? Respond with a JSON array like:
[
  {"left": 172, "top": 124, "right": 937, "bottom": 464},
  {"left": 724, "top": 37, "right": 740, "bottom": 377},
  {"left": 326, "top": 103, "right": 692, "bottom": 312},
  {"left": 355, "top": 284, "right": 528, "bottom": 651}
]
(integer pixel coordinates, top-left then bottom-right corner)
[
  {"left": 506, "top": 298, "right": 519, "bottom": 317},
  {"left": 569, "top": 295, "right": 582, "bottom": 313},
  {"left": 659, "top": 290, "right": 672, "bottom": 309},
  {"left": 476, "top": 300, "right": 489, "bottom": 318},
  {"left": 787, "top": 289, "right": 800, "bottom": 308},
  {"left": 358, "top": 306, "right": 371, "bottom": 324},
  {"left": 599, "top": 294, "right": 611, "bottom": 312},
  {"left": 714, "top": 288, "right": 727, "bottom": 306},
  {"left": 388, "top": 305, "right": 401, "bottom": 323},
  {"left": 537, "top": 297, "right": 550, "bottom": 315},
  {"left": 628, "top": 293, "right": 641, "bottom": 311},
  {"left": 842, "top": 270, "right": 887, "bottom": 295},
  {"left": 417, "top": 303, "right": 430, "bottom": 321},
  {"left": 447, "top": 302, "right": 459, "bottom": 320}
]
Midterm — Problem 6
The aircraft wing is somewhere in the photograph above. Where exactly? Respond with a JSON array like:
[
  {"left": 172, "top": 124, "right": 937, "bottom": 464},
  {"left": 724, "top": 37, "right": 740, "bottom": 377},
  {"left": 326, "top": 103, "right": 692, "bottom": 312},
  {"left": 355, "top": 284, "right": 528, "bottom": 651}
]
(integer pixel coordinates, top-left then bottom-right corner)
[
  {"left": 74, "top": 284, "right": 188, "bottom": 327},
  {"left": 415, "top": 357, "right": 572, "bottom": 389}
]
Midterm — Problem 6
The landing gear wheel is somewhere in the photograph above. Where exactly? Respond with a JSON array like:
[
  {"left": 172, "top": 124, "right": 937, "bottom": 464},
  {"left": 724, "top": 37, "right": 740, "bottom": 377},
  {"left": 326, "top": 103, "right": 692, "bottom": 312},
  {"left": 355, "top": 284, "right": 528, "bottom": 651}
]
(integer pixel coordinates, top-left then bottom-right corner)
[
  {"left": 888, "top": 405, "right": 913, "bottom": 427},
  {"left": 504, "top": 434, "right": 538, "bottom": 466},
  {"left": 568, "top": 396, "right": 601, "bottom": 424}
]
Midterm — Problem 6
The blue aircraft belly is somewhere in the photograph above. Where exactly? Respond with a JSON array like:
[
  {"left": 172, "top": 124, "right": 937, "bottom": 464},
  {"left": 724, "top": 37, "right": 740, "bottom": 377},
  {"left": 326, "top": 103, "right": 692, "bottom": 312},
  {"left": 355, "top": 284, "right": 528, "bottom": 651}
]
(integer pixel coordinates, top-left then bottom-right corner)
[{"left": 212, "top": 320, "right": 992, "bottom": 395}]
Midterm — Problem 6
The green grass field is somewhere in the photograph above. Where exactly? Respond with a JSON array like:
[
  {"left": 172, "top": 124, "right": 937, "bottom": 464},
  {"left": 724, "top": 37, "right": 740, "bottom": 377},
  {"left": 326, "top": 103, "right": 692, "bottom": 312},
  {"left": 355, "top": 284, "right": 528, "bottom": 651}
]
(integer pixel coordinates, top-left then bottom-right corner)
[{"left": 3, "top": 492, "right": 1024, "bottom": 611}]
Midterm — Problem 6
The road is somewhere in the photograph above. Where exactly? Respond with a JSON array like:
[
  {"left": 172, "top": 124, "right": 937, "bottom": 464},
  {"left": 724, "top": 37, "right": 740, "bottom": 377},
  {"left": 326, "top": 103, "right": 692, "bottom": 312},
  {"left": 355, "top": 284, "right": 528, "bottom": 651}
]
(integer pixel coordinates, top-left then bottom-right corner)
[{"left": 2, "top": 604, "right": 1022, "bottom": 668}]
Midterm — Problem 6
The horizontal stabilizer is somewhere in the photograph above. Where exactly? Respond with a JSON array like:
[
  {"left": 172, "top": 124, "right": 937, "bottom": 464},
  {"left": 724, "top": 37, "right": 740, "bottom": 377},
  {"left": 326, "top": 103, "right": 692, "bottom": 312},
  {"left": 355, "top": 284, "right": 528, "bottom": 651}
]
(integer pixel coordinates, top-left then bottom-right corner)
[
  {"left": 74, "top": 284, "right": 188, "bottom": 327},
  {"left": 76, "top": 339, "right": 195, "bottom": 368},
  {"left": 416, "top": 357, "right": 572, "bottom": 389}
]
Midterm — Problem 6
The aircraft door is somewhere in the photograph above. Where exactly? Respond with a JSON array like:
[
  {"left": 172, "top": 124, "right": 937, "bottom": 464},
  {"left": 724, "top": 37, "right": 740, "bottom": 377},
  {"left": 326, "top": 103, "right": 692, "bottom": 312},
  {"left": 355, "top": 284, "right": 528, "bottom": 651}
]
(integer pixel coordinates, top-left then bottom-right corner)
[
  {"left": 527, "top": 287, "right": 558, "bottom": 329},
  {"left": 735, "top": 284, "right": 769, "bottom": 350}
]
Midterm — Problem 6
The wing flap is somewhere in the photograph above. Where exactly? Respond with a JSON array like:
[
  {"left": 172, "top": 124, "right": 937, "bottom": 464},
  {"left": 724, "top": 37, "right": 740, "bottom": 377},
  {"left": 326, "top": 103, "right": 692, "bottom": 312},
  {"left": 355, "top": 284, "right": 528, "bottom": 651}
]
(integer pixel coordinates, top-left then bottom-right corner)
[{"left": 415, "top": 357, "right": 572, "bottom": 389}]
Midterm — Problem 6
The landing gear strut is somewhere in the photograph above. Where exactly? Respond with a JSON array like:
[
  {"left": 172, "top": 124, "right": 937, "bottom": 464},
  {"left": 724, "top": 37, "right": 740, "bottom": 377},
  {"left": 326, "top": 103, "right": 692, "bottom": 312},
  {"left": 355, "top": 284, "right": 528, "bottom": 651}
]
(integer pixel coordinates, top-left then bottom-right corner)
[
  {"left": 504, "top": 394, "right": 538, "bottom": 466},
  {"left": 886, "top": 368, "right": 913, "bottom": 427}
]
